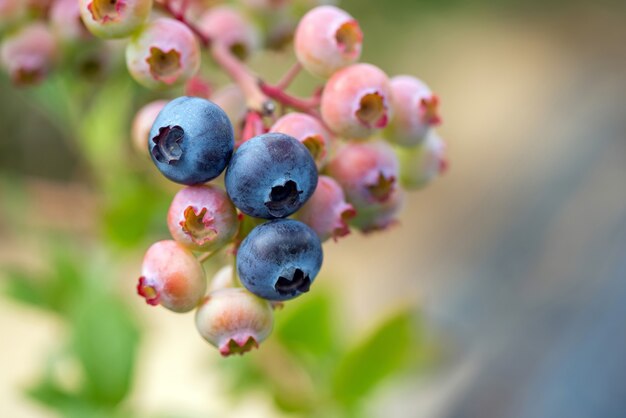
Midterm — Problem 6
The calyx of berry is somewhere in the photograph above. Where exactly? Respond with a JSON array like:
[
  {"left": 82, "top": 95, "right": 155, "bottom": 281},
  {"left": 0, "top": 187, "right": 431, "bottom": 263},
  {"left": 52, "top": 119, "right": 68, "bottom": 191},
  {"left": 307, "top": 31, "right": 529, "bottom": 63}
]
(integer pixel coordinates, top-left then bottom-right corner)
[
  {"left": 88, "top": 0, "right": 126, "bottom": 22},
  {"left": 265, "top": 180, "right": 303, "bottom": 217},
  {"left": 137, "top": 276, "right": 160, "bottom": 306},
  {"left": 356, "top": 92, "right": 388, "bottom": 129},
  {"left": 367, "top": 172, "right": 395, "bottom": 202},
  {"left": 146, "top": 47, "right": 182, "bottom": 83},
  {"left": 335, "top": 20, "right": 362, "bottom": 55},
  {"left": 180, "top": 206, "right": 218, "bottom": 245},
  {"left": 152, "top": 125, "right": 184, "bottom": 164},
  {"left": 275, "top": 268, "right": 311, "bottom": 296}
]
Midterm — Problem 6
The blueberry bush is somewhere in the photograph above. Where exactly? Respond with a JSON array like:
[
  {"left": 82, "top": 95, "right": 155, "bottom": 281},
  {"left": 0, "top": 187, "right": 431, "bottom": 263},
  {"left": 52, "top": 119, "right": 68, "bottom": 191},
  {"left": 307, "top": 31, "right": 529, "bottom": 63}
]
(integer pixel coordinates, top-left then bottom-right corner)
[{"left": 0, "top": 0, "right": 445, "bottom": 416}]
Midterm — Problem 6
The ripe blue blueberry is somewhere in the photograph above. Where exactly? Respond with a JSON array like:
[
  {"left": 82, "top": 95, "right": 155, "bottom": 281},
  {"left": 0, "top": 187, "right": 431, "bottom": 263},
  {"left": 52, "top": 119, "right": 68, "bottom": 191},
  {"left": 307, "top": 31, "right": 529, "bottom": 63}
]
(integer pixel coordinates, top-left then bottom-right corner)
[
  {"left": 237, "top": 219, "right": 323, "bottom": 301},
  {"left": 225, "top": 132, "right": 318, "bottom": 219},
  {"left": 149, "top": 96, "right": 235, "bottom": 185}
]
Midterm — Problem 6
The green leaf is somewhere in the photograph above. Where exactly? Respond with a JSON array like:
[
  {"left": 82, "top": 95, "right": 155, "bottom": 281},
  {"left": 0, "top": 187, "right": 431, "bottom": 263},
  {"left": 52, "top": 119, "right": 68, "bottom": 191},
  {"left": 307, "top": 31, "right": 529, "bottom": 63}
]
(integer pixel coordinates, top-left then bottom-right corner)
[
  {"left": 101, "top": 177, "right": 170, "bottom": 248},
  {"left": 2, "top": 246, "right": 83, "bottom": 315},
  {"left": 71, "top": 288, "right": 140, "bottom": 407},
  {"left": 275, "top": 290, "right": 336, "bottom": 359},
  {"left": 331, "top": 310, "right": 415, "bottom": 407}
]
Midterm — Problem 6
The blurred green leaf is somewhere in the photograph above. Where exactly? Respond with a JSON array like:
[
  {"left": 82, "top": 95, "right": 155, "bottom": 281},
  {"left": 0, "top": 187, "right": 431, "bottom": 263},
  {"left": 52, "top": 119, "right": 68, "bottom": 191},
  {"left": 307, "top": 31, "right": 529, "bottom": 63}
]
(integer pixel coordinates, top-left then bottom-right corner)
[
  {"left": 72, "top": 286, "right": 139, "bottom": 406},
  {"left": 3, "top": 246, "right": 82, "bottom": 315},
  {"left": 102, "top": 176, "right": 170, "bottom": 248},
  {"left": 331, "top": 310, "right": 415, "bottom": 408},
  {"left": 275, "top": 290, "right": 336, "bottom": 359}
]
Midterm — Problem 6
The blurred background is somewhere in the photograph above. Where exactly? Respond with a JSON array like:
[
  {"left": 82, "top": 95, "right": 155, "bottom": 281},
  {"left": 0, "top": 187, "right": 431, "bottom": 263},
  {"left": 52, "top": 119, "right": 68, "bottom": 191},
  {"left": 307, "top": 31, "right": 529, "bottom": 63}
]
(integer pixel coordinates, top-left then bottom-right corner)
[{"left": 1, "top": 0, "right": 626, "bottom": 417}]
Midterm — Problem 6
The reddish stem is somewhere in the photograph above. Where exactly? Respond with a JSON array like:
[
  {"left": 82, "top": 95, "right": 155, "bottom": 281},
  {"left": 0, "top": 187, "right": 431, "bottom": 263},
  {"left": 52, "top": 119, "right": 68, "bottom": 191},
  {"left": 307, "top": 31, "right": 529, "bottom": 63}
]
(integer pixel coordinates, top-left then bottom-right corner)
[
  {"left": 240, "top": 111, "right": 266, "bottom": 145},
  {"left": 259, "top": 82, "right": 320, "bottom": 114},
  {"left": 158, "top": 1, "right": 211, "bottom": 47},
  {"left": 275, "top": 62, "right": 302, "bottom": 90}
]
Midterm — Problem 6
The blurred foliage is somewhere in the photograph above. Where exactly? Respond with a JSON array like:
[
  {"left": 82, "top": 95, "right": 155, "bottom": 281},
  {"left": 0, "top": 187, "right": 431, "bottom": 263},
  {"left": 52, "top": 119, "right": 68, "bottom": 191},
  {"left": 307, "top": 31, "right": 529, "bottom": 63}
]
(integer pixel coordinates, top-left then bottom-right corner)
[{"left": 3, "top": 244, "right": 140, "bottom": 417}]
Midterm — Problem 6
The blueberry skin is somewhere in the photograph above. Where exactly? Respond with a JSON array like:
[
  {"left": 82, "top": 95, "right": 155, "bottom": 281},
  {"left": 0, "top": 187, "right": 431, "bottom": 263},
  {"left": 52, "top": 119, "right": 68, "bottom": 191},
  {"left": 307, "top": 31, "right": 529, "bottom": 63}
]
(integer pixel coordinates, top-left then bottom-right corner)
[
  {"left": 149, "top": 96, "right": 234, "bottom": 185},
  {"left": 237, "top": 219, "right": 323, "bottom": 301},
  {"left": 225, "top": 132, "right": 318, "bottom": 219}
]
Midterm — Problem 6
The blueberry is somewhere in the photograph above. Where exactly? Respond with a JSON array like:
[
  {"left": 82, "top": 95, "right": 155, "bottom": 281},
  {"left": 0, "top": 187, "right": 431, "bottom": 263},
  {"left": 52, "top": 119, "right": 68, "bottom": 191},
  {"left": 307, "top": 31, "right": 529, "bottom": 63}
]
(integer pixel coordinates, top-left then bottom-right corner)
[
  {"left": 237, "top": 219, "right": 323, "bottom": 301},
  {"left": 149, "top": 96, "right": 234, "bottom": 185},
  {"left": 225, "top": 132, "right": 318, "bottom": 219}
]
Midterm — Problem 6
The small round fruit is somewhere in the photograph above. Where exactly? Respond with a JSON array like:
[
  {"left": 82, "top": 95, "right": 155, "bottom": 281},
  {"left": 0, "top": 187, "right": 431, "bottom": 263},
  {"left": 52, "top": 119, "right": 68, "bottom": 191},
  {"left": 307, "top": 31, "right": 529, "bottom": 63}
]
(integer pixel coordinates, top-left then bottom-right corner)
[
  {"left": 296, "top": 175, "right": 355, "bottom": 242},
  {"left": 269, "top": 112, "right": 331, "bottom": 168},
  {"left": 148, "top": 96, "right": 234, "bottom": 185},
  {"left": 386, "top": 75, "right": 441, "bottom": 147},
  {"left": 350, "top": 187, "right": 404, "bottom": 233},
  {"left": 0, "top": 23, "right": 58, "bottom": 86},
  {"left": 79, "top": 0, "right": 152, "bottom": 39},
  {"left": 195, "top": 288, "right": 273, "bottom": 356},
  {"left": 294, "top": 5, "right": 362, "bottom": 78},
  {"left": 131, "top": 100, "right": 167, "bottom": 156},
  {"left": 167, "top": 185, "right": 239, "bottom": 252},
  {"left": 326, "top": 140, "right": 399, "bottom": 209},
  {"left": 237, "top": 219, "right": 323, "bottom": 301},
  {"left": 396, "top": 130, "right": 447, "bottom": 189},
  {"left": 198, "top": 6, "right": 259, "bottom": 60},
  {"left": 321, "top": 63, "right": 392, "bottom": 139},
  {"left": 126, "top": 17, "right": 200, "bottom": 89},
  {"left": 50, "top": 0, "right": 91, "bottom": 42},
  {"left": 137, "top": 240, "right": 206, "bottom": 312},
  {"left": 225, "top": 133, "right": 318, "bottom": 219}
]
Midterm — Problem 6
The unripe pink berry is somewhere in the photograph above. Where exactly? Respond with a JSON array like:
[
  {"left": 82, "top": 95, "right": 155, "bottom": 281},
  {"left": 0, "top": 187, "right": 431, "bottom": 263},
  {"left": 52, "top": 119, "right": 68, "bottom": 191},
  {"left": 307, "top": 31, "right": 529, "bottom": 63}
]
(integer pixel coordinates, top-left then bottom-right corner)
[
  {"left": 167, "top": 185, "right": 239, "bottom": 252},
  {"left": 269, "top": 112, "right": 331, "bottom": 167},
  {"left": 296, "top": 175, "right": 355, "bottom": 242},
  {"left": 50, "top": 0, "right": 91, "bottom": 42},
  {"left": 211, "top": 84, "right": 247, "bottom": 137},
  {"left": 326, "top": 140, "right": 400, "bottom": 209},
  {"left": 294, "top": 5, "right": 362, "bottom": 78},
  {"left": 321, "top": 63, "right": 392, "bottom": 139},
  {"left": 0, "top": 23, "right": 58, "bottom": 86},
  {"left": 208, "top": 265, "right": 235, "bottom": 293},
  {"left": 79, "top": 0, "right": 153, "bottom": 39},
  {"left": 137, "top": 240, "right": 206, "bottom": 313},
  {"left": 126, "top": 18, "right": 200, "bottom": 89},
  {"left": 195, "top": 288, "right": 273, "bottom": 356},
  {"left": 350, "top": 186, "right": 404, "bottom": 233},
  {"left": 386, "top": 75, "right": 441, "bottom": 147},
  {"left": 198, "top": 6, "right": 259, "bottom": 60},
  {"left": 131, "top": 100, "right": 167, "bottom": 156},
  {"left": 184, "top": 75, "right": 212, "bottom": 99},
  {"left": 396, "top": 130, "right": 448, "bottom": 189}
]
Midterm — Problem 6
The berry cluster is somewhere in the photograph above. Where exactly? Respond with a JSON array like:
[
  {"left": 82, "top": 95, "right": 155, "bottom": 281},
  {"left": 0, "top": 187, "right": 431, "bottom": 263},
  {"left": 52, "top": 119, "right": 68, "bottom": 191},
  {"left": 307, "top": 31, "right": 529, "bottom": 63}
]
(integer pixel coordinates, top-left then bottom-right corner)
[{"left": 1, "top": 0, "right": 448, "bottom": 356}]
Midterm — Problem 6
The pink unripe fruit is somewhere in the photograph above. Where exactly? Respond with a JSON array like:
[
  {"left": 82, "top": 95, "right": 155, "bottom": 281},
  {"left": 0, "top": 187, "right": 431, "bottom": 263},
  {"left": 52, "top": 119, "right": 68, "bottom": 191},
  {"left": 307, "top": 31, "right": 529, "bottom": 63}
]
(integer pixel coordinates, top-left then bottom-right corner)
[
  {"left": 0, "top": 23, "right": 58, "bottom": 86},
  {"left": 321, "top": 63, "right": 392, "bottom": 139},
  {"left": 294, "top": 5, "right": 362, "bottom": 78},
  {"left": 350, "top": 186, "right": 405, "bottom": 233},
  {"left": 386, "top": 75, "right": 442, "bottom": 147},
  {"left": 195, "top": 288, "right": 274, "bottom": 356},
  {"left": 296, "top": 175, "right": 356, "bottom": 242},
  {"left": 126, "top": 18, "right": 200, "bottom": 89},
  {"left": 137, "top": 240, "right": 206, "bottom": 313},
  {"left": 167, "top": 185, "right": 239, "bottom": 253},
  {"left": 396, "top": 130, "right": 448, "bottom": 189},
  {"left": 208, "top": 265, "right": 235, "bottom": 293},
  {"left": 326, "top": 140, "right": 400, "bottom": 209},
  {"left": 79, "top": 0, "right": 153, "bottom": 39},
  {"left": 270, "top": 112, "right": 331, "bottom": 167},
  {"left": 198, "top": 6, "right": 259, "bottom": 60},
  {"left": 212, "top": 84, "right": 247, "bottom": 137},
  {"left": 131, "top": 100, "right": 167, "bottom": 156},
  {"left": 50, "top": 0, "right": 91, "bottom": 42}
]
